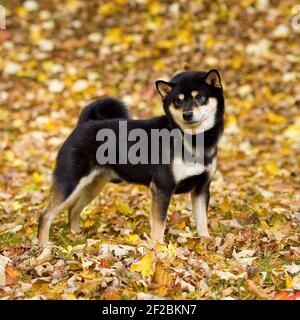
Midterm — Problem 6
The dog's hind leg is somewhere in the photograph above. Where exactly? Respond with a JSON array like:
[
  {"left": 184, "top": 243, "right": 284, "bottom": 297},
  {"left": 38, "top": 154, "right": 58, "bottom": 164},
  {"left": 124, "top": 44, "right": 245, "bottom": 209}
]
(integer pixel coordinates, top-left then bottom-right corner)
[
  {"left": 69, "top": 175, "right": 106, "bottom": 234},
  {"left": 38, "top": 169, "right": 102, "bottom": 245},
  {"left": 38, "top": 186, "right": 70, "bottom": 246}
]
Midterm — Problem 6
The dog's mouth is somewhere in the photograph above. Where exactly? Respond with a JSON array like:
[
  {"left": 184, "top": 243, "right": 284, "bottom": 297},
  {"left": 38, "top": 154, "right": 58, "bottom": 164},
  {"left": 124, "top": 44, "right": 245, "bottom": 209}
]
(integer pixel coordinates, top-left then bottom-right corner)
[
  {"left": 184, "top": 119, "right": 199, "bottom": 124},
  {"left": 183, "top": 117, "right": 206, "bottom": 126}
]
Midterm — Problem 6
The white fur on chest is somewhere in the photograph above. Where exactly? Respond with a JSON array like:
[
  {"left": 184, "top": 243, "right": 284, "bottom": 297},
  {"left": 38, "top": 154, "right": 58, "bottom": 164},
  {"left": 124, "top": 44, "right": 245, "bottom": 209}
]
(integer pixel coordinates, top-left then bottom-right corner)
[{"left": 172, "top": 156, "right": 217, "bottom": 183}]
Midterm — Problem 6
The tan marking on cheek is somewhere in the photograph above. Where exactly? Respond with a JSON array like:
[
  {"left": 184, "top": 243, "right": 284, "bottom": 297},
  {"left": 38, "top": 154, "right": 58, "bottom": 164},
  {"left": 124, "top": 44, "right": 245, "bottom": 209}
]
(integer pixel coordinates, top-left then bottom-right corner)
[
  {"left": 169, "top": 105, "right": 182, "bottom": 123},
  {"left": 191, "top": 90, "right": 198, "bottom": 98},
  {"left": 178, "top": 93, "right": 184, "bottom": 100},
  {"left": 208, "top": 97, "right": 218, "bottom": 109},
  {"left": 169, "top": 105, "right": 210, "bottom": 134}
]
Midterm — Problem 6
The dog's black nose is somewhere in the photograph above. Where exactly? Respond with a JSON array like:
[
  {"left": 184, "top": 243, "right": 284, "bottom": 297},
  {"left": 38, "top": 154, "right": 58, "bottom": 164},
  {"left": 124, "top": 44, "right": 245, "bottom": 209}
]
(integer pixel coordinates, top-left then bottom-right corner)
[{"left": 183, "top": 111, "right": 193, "bottom": 121}]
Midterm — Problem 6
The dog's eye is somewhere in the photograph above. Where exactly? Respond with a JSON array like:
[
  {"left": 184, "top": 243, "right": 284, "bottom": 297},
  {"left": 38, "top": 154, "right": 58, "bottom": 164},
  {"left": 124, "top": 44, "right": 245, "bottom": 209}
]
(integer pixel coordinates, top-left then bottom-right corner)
[
  {"left": 195, "top": 95, "right": 207, "bottom": 105},
  {"left": 174, "top": 98, "right": 183, "bottom": 108}
]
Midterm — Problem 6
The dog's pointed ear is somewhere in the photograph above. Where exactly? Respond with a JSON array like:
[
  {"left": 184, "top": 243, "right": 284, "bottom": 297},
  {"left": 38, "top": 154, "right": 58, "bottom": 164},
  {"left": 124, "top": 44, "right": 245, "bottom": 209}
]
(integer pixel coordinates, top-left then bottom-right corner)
[
  {"left": 156, "top": 80, "right": 174, "bottom": 99},
  {"left": 205, "top": 69, "right": 222, "bottom": 88}
]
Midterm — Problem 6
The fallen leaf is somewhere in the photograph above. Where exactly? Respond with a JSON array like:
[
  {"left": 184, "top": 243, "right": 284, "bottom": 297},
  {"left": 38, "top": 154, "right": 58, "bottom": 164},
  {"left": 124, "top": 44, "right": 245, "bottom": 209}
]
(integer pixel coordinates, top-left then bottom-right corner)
[
  {"left": 130, "top": 251, "right": 155, "bottom": 279},
  {"left": 247, "top": 280, "right": 270, "bottom": 300},
  {"left": 100, "top": 244, "right": 135, "bottom": 257},
  {"left": 5, "top": 265, "right": 21, "bottom": 286},
  {"left": 0, "top": 255, "right": 11, "bottom": 286}
]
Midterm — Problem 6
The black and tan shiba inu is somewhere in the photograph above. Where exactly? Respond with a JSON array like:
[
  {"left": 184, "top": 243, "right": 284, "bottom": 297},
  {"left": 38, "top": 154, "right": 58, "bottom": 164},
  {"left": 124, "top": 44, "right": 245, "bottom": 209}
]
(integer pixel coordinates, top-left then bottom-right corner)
[{"left": 38, "top": 69, "right": 224, "bottom": 246}]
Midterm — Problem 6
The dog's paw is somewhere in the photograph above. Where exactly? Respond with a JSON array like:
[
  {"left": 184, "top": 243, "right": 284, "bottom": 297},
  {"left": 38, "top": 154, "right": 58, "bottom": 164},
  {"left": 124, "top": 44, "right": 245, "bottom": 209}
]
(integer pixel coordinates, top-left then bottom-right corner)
[
  {"left": 69, "top": 233, "right": 84, "bottom": 242},
  {"left": 200, "top": 233, "right": 212, "bottom": 240},
  {"left": 139, "top": 234, "right": 164, "bottom": 250},
  {"left": 197, "top": 230, "right": 211, "bottom": 238},
  {"left": 70, "top": 224, "right": 82, "bottom": 234},
  {"left": 198, "top": 233, "right": 215, "bottom": 250}
]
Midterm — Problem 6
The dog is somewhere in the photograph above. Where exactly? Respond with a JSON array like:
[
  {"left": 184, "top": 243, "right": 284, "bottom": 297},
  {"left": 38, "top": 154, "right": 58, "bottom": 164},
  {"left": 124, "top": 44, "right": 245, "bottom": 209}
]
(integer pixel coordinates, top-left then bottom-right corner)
[{"left": 38, "top": 69, "right": 224, "bottom": 246}]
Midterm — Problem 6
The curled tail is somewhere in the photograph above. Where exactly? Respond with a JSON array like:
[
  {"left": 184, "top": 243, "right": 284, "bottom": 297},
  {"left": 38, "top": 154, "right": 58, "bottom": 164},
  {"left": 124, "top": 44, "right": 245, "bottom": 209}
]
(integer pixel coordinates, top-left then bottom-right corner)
[{"left": 77, "top": 97, "right": 130, "bottom": 124}]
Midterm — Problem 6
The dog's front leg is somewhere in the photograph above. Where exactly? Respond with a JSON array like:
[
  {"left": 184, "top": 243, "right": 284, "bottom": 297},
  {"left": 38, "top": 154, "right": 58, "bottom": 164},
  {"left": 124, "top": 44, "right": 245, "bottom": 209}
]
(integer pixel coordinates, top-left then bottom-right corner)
[
  {"left": 149, "top": 183, "right": 172, "bottom": 244},
  {"left": 191, "top": 184, "right": 210, "bottom": 237}
]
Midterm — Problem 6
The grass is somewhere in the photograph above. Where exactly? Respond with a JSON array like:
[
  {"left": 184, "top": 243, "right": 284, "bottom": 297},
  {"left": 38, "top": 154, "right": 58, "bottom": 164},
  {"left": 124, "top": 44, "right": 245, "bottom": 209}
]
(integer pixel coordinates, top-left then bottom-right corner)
[{"left": 0, "top": 232, "right": 22, "bottom": 246}]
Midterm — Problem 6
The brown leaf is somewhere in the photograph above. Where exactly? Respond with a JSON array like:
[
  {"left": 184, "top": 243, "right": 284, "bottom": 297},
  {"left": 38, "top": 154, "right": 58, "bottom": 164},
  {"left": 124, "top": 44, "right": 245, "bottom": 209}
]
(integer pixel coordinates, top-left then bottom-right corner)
[
  {"left": 0, "top": 30, "right": 11, "bottom": 41},
  {"left": 5, "top": 265, "right": 21, "bottom": 286},
  {"left": 151, "top": 262, "right": 173, "bottom": 295},
  {"left": 100, "top": 291, "right": 121, "bottom": 300},
  {"left": 218, "top": 233, "right": 236, "bottom": 254},
  {"left": 247, "top": 280, "right": 270, "bottom": 300}
]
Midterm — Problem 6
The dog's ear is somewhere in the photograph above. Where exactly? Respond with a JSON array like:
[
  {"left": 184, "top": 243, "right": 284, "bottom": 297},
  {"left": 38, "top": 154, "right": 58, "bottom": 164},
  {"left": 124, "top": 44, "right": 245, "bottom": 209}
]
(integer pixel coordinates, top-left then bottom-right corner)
[
  {"left": 156, "top": 80, "right": 174, "bottom": 99},
  {"left": 205, "top": 69, "right": 222, "bottom": 88}
]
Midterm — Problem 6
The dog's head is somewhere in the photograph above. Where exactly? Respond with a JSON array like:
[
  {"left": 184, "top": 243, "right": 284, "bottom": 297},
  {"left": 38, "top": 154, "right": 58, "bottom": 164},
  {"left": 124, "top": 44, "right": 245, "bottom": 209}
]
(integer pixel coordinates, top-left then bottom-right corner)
[{"left": 156, "top": 69, "right": 224, "bottom": 132}]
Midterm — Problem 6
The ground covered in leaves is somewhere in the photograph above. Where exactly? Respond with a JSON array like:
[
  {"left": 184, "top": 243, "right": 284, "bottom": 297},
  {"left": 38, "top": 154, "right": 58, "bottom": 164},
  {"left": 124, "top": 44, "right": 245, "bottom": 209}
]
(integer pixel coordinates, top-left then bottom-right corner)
[{"left": 0, "top": 0, "right": 299, "bottom": 300}]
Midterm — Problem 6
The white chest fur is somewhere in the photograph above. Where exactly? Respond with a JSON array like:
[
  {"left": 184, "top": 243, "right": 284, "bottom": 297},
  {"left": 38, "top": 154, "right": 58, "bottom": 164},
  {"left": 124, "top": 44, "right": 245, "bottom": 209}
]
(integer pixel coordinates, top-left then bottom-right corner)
[{"left": 172, "top": 156, "right": 217, "bottom": 183}]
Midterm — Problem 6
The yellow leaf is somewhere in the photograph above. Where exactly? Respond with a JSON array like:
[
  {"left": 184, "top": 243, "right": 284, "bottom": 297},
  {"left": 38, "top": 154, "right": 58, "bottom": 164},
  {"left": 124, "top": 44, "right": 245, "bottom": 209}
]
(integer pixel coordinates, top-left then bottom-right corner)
[
  {"left": 286, "top": 274, "right": 293, "bottom": 289},
  {"left": 16, "top": 6, "right": 28, "bottom": 17},
  {"left": 283, "top": 123, "right": 300, "bottom": 141},
  {"left": 123, "top": 234, "right": 141, "bottom": 245},
  {"left": 106, "top": 28, "right": 122, "bottom": 43},
  {"left": 177, "top": 30, "right": 192, "bottom": 45},
  {"left": 266, "top": 113, "right": 286, "bottom": 124},
  {"left": 153, "top": 59, "right": 165, "bottom": 71},
  {"left": 156, "top": 39, "right": 174, "bottom": 50},
  {"left": 81, "top": 269, "right": 97, "bottom": 280},
  {"left": 32, "top": 172, "right": 43, "bottom": 183},
  {"left": 98, "top": 3, "right": 115, "bottom": 16},
  {"left": 177, "top": 220, "right": 186, "bottom": 230},
  {"left": 116, "top": 201, "right": 133, "bottom": 215},
  {"left": 66, "top": 293, "right": 77, "bottom": 300},
  {"left": 130, "top": 251, "right": 154, "bottom": 279},
  {"left": 220, "top": 197, "right": 231, "bottom": 213},
  {"left": 83, "top": 219, "right": 95, "bottom": 228},
  {"left": 262, "top": 87, "right": 272, "bottom": 99},
  {"left": 260, "top": 220, "right": 270, "bottom": 230},
  {"left": 37, "top": 72, "right": 47, "bottom": 83},
  {"left": 167, "top": 242, "right": 178, "bottom": 258},
  {"left": 44, "top": 120, "right": 57, "bottom": 131},
  {"left": 12, "top": 201, "right": 22, "bottom": 211},
  {"left": 264, "top": 161, "right": 280, "bottom": 175},
  {"left": 30, "top": 30, "right": 42, "bottom": 44},
  {"left": 66, "top": 0, "right": 80, "bottom": 10},
  {"left": 11, "top": 158, "right": 24, "bottom": 168},
  {"left": 3, "top": 151, "right": 15, "bottom": 162},
  {"left": 231, "top": 57, "right": 243, "bottom": 69},
  {"left": 148, "top": 1, "right": 161, "bottom": 15},
  {"left": 155, "top": 242, "right": 167, "bottom": 252},
  {"left": 115, "top": 0, "right": 128, "bottom": 4},
  {"left": 226, "top": 115, "right": 237, "bottom": 127},
  {"left": 42, "top": 61, "right": 54, "bottom": 71},
  {"left": 205, "top": 36, "right": 215, "bottom": 49}
]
